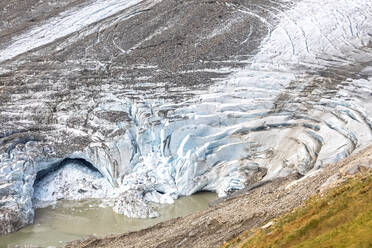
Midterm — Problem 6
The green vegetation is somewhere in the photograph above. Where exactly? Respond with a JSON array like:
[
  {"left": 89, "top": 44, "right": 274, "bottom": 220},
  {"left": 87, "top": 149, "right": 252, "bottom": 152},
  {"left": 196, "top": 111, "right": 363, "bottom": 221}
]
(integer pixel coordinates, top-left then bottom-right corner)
[{"left": 223, "top": 175, "right": 372, "bottom": 248}]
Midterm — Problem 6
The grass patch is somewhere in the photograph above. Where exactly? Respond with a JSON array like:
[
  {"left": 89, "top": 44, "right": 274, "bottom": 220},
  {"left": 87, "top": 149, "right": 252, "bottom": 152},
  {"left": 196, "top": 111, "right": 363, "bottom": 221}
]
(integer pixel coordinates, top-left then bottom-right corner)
[{"left": 223, "top": 175, "right": 372, "bottom": 248}]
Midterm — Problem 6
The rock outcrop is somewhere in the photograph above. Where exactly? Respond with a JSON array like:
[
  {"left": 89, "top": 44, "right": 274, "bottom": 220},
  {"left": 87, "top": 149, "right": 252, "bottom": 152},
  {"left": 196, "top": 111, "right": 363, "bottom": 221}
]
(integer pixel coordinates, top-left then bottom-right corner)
[{"left": 1, "top": 0, "right": 372, "bottom": 235}]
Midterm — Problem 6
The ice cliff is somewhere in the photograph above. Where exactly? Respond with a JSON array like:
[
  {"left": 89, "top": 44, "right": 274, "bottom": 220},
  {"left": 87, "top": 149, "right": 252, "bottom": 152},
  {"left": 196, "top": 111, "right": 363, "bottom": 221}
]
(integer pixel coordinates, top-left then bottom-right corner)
[{"left": 1, "top": 0, "right": 372, "bottom": 234}]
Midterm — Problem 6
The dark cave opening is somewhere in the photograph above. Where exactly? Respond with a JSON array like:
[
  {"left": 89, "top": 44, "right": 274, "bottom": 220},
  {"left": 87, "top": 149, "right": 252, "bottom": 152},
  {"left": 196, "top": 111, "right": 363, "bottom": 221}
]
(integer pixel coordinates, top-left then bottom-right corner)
[{"left": 34, "top": 158, "right": 102, "bottom": 186}]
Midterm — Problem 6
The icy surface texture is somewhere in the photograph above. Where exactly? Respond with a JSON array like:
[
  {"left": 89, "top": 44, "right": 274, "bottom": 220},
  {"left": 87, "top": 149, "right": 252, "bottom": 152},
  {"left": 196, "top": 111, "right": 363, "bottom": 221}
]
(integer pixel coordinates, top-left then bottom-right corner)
[
  {"left": 1, "top": 0, "right": 372, "bottom": 234},
  {"left": 33, "top": 162, "right": 115, "bottom": 209}
]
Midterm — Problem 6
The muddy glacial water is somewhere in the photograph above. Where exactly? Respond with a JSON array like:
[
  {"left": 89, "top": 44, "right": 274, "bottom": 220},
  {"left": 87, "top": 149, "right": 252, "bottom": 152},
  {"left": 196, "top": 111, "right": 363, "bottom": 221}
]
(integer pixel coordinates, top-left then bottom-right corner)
[{"left": 0, "top": 192, "right": 216, "bottom": 247}]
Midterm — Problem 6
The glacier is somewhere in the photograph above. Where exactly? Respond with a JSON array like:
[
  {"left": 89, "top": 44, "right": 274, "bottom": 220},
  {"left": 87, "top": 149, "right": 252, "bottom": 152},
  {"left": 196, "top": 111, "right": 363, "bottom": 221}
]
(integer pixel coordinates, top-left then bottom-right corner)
[{"left": 1, "top": 0, "right": 372, "bottom": 234}]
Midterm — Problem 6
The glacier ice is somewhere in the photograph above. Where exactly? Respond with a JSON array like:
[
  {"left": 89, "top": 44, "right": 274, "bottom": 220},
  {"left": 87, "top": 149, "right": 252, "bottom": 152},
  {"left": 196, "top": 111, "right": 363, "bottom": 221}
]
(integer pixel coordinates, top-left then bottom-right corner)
[{"left": 1, "top": 0, "right": 372, "bottom": 235}]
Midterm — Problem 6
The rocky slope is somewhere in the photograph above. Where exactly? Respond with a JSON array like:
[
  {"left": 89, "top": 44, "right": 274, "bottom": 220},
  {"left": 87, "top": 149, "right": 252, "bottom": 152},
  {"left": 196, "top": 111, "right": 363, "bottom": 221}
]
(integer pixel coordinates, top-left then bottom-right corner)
[
  {"left": 223, "top": 172, "right": 372, "bottom": 248},
  {"left": 1, "top": 0, "right": 372, "bottom": 235}
]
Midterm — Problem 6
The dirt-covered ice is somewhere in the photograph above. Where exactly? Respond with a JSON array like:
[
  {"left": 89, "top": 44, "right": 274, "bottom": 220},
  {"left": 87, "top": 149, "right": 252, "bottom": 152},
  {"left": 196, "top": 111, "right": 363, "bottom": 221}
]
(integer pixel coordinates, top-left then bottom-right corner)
[{"left": 0, "top": 0, "right": 372, "bottom": 235}]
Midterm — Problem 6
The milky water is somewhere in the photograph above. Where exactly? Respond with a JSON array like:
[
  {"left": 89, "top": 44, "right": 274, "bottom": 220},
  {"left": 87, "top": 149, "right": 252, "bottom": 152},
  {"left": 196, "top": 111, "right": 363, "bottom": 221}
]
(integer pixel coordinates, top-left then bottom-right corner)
[{"left": 0, "top": 192, "right": 216, "bottom": 247}]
